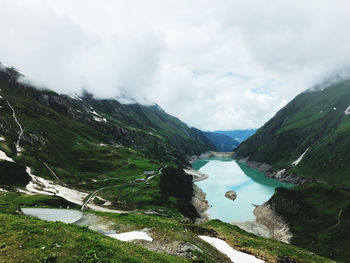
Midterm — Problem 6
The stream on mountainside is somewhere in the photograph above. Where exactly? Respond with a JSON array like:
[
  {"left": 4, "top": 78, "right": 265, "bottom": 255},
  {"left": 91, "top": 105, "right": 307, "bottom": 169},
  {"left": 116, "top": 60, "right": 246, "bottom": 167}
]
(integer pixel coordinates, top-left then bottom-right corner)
[{"left": 193, "top": 157, "right": 293, "bottom": 222}]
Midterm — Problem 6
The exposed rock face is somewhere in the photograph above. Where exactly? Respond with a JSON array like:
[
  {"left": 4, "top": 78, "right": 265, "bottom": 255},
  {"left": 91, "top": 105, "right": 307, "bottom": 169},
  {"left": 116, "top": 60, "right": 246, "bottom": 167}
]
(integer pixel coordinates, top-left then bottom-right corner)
[
  {"left": 225, "top": 190, "right": 237, "bottom": 201},
  {"left": 233, "top": 154, "right": 306, "bottom": 185},
  {"left": 253, "top": 203, "right": 292, "bottom": 243},
  {"left": 192, "top": 185, "right": 209, "bottom": 224},
  {"left": 183, "top": 168, "right": 208, "bottom": 182}
]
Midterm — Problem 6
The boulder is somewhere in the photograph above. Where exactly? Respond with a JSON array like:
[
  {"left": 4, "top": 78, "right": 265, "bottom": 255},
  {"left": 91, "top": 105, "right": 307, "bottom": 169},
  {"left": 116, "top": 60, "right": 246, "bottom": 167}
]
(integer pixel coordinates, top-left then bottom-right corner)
[{"left": 225, "top": 190, "right": 237, "bottom": 201}]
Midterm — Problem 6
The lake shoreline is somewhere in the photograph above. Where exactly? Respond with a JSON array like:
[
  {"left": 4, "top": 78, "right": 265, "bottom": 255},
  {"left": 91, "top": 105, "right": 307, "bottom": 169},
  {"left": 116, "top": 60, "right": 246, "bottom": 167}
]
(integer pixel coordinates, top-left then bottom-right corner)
[
  {"left": 184, "top": 167, "right": 210, "bottom": 223},
  {"left": 232, "top": 153, "right": 306, "bottom": 185}
]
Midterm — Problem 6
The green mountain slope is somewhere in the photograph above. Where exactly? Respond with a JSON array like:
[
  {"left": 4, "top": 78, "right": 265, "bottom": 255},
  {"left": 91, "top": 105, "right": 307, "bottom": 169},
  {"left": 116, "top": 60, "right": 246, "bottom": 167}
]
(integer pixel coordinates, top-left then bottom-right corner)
[
  {"left": 234, "top": 80, "right": 350, "bottom": 187},
  {"left": 268, "top": 183, "right": 350, "bottom": 262},
  {"left": 234, "top": 79, "right": 350, "bottom": 261},
  {"left": 0, "top": 63, "right": 216, "bottom": 218}
]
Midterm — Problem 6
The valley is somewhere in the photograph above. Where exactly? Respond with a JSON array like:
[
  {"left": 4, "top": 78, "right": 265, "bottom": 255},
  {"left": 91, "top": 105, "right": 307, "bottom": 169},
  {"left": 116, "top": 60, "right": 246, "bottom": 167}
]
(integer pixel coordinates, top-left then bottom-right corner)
[{"left": 0, "top": 63, "right": 348, "bottom": 263}]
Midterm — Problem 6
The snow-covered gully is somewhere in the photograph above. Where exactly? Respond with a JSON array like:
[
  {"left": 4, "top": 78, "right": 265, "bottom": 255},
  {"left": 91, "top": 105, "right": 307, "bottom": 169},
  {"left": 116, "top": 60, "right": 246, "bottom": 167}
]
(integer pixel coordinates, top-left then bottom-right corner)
[{"left": 291, "top": 148, "right": 309, "bottom": 166}]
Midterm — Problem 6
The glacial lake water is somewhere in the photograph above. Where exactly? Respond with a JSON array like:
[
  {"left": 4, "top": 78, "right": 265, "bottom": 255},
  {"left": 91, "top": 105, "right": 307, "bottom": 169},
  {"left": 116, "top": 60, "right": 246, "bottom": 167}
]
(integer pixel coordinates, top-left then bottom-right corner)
[
  {"left": 193, "top": 157, "right": 293, "bottom": 222},
  {"left": 21, "top": 208, "right": 83, "bottom": 223}
]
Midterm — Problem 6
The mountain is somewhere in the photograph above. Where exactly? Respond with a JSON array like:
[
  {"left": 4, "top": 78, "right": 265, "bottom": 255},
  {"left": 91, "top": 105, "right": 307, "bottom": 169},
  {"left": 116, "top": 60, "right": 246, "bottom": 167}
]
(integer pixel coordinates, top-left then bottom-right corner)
[
  {"left": 0, "top": 63, "right": 333, "bottom": 262},
  {"left": 234, "top": 79, "right": 350, "bottom": 261},
  {"left": 203, "top": 131, "right": 240, "bottom": 152},
  {"left": 234, "top": 80, "right": 350, "bottom": 187},
  {"left": 0, "top": 62, "right": 217, "bottom": 218},
  {"left": 214, "top": 129, "right": 257, "bottom": 143}
]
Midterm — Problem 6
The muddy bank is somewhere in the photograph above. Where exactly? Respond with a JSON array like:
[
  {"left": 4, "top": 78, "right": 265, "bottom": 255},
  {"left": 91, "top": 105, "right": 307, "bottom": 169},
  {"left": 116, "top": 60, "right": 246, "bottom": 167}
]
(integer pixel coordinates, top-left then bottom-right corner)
[
  {"left": 253, "top": 203, "right": 292, "bottom": 243},
  {"left": 231, "top": 203, "right": 292, "bottom": 244},
  {"left": 233, "top": 154, "right": 306, "bottom": 185},
  {"left": 192, "top": 185, "right": 210, "bottom": 223}
]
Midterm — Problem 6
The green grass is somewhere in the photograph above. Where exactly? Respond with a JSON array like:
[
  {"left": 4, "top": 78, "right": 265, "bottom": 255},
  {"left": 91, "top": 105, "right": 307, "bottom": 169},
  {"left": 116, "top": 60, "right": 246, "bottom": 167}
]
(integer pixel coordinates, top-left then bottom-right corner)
[
  {"left": 268, "top": 183, "right": 350, "bottom": 262},
  {"left": 90, "top": 211, "right": 331, "bottom": 263},
  {"left": 0, "top": 213, "right": 190, "bottom": 263},
  {"left": 0, "top": 192, "right": 332, "bottom": 262}
]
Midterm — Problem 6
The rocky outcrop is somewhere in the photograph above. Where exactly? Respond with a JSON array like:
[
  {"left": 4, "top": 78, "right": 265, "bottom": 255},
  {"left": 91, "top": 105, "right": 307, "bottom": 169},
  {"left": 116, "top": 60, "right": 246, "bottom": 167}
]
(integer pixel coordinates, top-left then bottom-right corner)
[
  {"left": 225, "top": 190, "right": 237, "bottom": 201},
  {"left": 253, "top": 203, "right": 292, "bottom": 243},
  {"left": 184, "top": 168, "right": 208, "bottom": 182},
  {"left": 233, "top": 154, "right": 307, "bottom": 185},
  {"left": 192, "top": 185, "right": 209, "bottom": 224}
]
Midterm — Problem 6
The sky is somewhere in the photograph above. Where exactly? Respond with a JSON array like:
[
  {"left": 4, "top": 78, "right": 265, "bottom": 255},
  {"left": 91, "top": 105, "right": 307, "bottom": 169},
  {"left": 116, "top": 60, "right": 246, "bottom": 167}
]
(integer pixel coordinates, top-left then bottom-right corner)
[{"left": 1, "top": 0, "right": 350, "bottom": 131}]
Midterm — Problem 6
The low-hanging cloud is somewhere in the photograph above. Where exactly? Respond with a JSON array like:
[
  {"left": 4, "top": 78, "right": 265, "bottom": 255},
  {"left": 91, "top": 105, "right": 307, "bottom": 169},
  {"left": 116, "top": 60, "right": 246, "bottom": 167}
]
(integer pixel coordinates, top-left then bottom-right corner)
[{"left": 1, "top": 0, "right": 350, "bottom": 130}]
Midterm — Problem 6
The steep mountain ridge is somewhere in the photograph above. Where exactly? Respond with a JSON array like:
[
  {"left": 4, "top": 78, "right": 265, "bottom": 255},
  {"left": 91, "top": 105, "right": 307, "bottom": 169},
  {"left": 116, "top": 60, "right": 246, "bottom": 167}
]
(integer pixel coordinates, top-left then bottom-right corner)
[
  {"left": 0, "top": 63, "right": 217, "bottom": 218},
  {"left": 234, "top": 79, "right": 350, "bottom": 187},
  {"left": 234, "top": 79, "right": 350, "bottom": 261}
]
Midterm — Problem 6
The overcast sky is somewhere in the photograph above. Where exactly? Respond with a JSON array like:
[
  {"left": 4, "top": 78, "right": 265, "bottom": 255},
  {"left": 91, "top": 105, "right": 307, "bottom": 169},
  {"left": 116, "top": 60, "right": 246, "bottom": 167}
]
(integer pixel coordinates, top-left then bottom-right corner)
[{"left": 1, "top": 0, "right": 350, "bottom": 131}]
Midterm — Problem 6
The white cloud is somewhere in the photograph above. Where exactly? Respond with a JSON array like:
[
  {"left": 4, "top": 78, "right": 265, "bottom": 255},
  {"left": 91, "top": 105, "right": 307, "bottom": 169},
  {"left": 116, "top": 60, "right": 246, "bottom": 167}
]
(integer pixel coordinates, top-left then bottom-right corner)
[{"left": 1, "top": 0, "right": 350, "bottom": 130}]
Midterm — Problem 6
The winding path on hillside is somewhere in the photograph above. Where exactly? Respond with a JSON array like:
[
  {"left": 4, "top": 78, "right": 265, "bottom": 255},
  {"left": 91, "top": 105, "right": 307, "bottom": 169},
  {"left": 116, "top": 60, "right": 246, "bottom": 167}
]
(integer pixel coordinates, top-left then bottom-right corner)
[{"left": 81, "top": 166, "right": 165, "bottom": 211}]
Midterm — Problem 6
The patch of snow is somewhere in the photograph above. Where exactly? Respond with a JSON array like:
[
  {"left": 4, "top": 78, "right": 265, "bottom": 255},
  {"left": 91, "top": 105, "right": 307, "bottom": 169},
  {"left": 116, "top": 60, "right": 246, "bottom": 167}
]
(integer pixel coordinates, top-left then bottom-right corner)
[
  {"left": 93, "top": 116, "right": 107, "bottom": 123},
  {"left": 0, "top": 136, "right": 5, "bottom": 141},
  {"left": 0, "top": 188, "right": 8, "bottom": 192},
  {"left": 107, "top": 230, "right": 153, "bottom": 242},
  {"left": 16, "top": 188, "right": 34, "bottom": 195},
  {"left": 25, "top": 167, "right": 89, "bottom": 205},
  {"left": 333, "top": 107, "right": 337, "bottom": 110},
  {"left": 0, "top": 95, "right": 3, "bottom": 99},
  {"left": 291, "top": 148, "right": 309, "bottom": 166},
  {"left": 99, "top": 143, "right": 107, "bottom": 147},
  {"left": 70, "top": 94, "right": 82, "bottom": 101},
  {"left": 320, "top": 110, "right": 323, "bottom": 113},
  {"left": 198, "top": 235, "right": 264, "bottom": 263},
  {"left": 0, "top": 150, "right": 14, "bottom": 162},
  {"left": 103, "top": 201, "right": 112, "bottom": 206},
  {"left": 275, "top": 169, "right": 286, "bottom": 178},
  {"left": 345, "top": 106, "right": 350, "bottom": 115},
  {"left": 91, "top": 110, "right": 102, "bottom": 117}
]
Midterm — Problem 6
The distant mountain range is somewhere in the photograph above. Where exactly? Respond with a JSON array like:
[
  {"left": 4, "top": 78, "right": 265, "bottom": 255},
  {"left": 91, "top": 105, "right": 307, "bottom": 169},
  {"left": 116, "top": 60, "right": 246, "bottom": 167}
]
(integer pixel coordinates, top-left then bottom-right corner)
[
  {"left": 214, "top": 129, "right": 257, "bottom": 143},
  {"left": 202, "top": 131, "right": 240, "bottom": 152}
]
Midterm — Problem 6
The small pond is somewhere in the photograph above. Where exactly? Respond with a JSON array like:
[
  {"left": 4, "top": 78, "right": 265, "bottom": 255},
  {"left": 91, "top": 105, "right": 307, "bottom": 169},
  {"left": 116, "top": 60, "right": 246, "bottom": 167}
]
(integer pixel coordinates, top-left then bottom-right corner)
[{"left": 21, "top": 208, "right": 83, "bottom": 223}]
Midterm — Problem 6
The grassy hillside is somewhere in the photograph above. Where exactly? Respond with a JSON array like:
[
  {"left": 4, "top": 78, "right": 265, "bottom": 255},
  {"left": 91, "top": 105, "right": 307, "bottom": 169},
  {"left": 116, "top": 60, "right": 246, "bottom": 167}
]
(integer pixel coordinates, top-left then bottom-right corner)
[
  {"left": 0, "top": 65, "right": 217, "bottom": 218},
  {"left": 235, "top": 80, "right": 350, "bottom": 187},
  {"left": 268, "top": 183, "right": 350, "bottom": 262},
  {"left": 0, "top": 191, "right": 332, "bottom": 263}
]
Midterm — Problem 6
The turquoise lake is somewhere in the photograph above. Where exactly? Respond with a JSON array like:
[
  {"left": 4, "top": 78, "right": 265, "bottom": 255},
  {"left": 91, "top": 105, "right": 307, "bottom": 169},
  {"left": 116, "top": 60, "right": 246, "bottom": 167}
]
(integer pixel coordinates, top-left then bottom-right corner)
[{"left": 193, "top": 157, "right": 293, "bottom": 222}]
